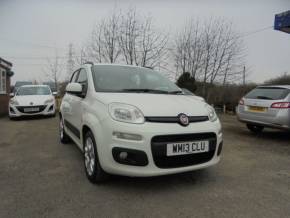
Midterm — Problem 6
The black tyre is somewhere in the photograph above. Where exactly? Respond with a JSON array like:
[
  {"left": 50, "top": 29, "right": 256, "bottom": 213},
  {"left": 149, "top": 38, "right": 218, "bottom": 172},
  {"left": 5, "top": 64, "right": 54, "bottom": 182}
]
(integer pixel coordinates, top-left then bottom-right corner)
[
  {"left": 246, "top": 124, "right": 264, "bottom": 134},
  {"left": 59, "top": 117, "right": 70, "bottom": 143},
  {"left": 84, "top": 131, "right": 109, "bottom": 183}
]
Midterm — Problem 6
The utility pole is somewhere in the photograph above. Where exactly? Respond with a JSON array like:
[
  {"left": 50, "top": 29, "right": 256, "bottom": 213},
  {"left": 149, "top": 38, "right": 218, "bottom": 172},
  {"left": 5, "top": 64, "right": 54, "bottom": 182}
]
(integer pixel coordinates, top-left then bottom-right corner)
[
  {"left": 67, "top": 43, "right": 75, "bottom": 81},
  {"left": 243, "top": 66, "right": 246, "bottom": 86}
]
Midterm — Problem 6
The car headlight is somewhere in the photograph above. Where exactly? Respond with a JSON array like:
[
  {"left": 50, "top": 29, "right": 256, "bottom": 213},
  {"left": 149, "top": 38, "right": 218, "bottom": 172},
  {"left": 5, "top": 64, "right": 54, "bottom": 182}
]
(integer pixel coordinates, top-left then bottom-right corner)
[
  {"left": 44, "top": 98, "right": 54, "bottom": 104},
  {"left": 206, "top": 105, "right": 218, "bottom": 122},
  {"left": 109, "top": 103, "right": 145, "bottom": 124},
  {"left": 10, "top": 99, "right": 19, "bottom": 106}
]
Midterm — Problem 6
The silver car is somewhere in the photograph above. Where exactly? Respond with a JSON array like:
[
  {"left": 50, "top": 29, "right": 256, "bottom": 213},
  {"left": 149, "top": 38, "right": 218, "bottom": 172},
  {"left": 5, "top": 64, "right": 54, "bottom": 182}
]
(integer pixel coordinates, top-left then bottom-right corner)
[{"left": 237, "top": 85, "right": 290, "bottom": 133}]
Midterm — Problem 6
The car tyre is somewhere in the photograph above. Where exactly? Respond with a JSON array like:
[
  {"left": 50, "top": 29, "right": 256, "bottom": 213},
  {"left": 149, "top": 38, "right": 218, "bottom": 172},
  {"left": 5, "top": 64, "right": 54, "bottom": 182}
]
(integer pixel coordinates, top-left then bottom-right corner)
[
  {"left": 59, "top": 117, "right": 70, "bottom": 143},
  {"left": 246, "top": 124, "right": 264, "bottom": 134},
  {"left": 84, "top": 131, "right": 109, "bottom": 183}
]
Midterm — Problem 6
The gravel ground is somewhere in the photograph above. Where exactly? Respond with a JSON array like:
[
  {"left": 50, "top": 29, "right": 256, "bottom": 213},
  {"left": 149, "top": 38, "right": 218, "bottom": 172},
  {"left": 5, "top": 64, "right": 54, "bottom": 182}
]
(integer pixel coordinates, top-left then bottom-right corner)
[{"left": 0, "top": 115, "right": 289, "bottom": 218}]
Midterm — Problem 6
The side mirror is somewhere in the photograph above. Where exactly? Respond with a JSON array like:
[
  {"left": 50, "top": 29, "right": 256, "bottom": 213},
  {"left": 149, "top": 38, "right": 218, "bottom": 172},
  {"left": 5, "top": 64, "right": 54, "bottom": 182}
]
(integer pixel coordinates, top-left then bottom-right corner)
[
  {"left": 52, "top": 92, "right": 58, "bottom": 96},
  {"left": 66, "top": 83, "right": 82, "bottom": 95},
  {"left": 10, "top": 93, "right": 15, "bottom": 97}
]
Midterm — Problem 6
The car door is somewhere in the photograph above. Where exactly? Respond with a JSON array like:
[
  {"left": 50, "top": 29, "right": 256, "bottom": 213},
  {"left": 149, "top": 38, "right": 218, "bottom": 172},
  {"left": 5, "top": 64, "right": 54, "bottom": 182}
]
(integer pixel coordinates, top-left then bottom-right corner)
[
  {"left": 67, "top": 68, "right": 88, "bottom": 142},
  {"left": 61, "top": 69, "right": 80, "bottom": 138}
]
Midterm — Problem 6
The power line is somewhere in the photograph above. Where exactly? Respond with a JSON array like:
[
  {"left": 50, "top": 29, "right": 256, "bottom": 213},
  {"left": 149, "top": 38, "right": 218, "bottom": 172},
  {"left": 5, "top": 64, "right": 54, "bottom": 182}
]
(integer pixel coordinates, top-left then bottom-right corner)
[
  {"left": 238, "top": 26, "right": 273, "bottom": 38},
  {"left": 0, "top": 37, "right": 66, "bottom": 50},
  {"left": 0, "top": 25, "right": 274, "bottom": 61}
]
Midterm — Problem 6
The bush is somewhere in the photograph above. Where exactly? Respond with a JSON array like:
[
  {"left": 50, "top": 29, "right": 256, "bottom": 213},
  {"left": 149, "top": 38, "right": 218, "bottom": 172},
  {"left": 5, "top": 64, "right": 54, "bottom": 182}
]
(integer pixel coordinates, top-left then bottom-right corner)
[{"left": 176, "top": 72, "right": 197, "bottom": 93}]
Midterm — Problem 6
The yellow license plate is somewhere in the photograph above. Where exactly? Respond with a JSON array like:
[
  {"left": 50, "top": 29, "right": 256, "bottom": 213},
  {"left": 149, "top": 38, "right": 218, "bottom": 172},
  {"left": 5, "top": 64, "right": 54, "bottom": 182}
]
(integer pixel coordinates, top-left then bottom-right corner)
[{"left": 248, "top": 106, "right": 267, "bottom": 112}]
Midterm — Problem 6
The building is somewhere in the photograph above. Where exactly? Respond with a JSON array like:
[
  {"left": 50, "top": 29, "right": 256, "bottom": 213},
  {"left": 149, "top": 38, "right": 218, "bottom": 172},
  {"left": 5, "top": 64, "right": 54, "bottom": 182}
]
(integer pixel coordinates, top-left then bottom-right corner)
[{"left": 0, "top": 57, "right": 13, "bottom": 116}]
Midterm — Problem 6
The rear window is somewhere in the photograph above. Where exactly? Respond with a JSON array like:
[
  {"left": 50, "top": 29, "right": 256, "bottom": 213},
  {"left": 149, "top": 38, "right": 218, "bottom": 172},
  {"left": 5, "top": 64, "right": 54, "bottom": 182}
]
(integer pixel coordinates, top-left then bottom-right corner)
[{"left": 245, "top": 87, "right": 290, "bottom": 100}]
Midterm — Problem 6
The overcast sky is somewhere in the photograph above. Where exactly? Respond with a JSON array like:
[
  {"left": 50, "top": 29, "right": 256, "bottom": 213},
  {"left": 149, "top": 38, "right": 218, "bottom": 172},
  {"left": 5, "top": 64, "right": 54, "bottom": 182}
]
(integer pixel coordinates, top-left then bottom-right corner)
[{"left": 0, "top": 0, "right": 289, "bottom": 84}]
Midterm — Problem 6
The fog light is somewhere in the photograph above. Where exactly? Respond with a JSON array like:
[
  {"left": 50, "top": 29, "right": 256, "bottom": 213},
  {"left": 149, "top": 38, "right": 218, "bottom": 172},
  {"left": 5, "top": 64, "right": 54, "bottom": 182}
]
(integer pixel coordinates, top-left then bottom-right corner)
[
  {"left": 113, "top": 131, "right": 142, "bottom": 141},
  {"left": 112, "top": 147, "right": 148, "bottom": 166},
  {"left": 119, "top": 152, "right": 128, "bottom": 160}
]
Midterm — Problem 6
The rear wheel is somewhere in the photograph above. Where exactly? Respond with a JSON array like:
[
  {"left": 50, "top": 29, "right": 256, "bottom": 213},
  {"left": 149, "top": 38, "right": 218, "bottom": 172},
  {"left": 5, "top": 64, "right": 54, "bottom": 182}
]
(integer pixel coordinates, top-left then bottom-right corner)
[
  {"left": 59, "top": 117, "right": 70, "bottom": 143},
  {"left": 84, "top": 131, "right": 108, "bottom": 183},
  {"left": 246, "top": 124, "right": 264, "bottom": 134}
]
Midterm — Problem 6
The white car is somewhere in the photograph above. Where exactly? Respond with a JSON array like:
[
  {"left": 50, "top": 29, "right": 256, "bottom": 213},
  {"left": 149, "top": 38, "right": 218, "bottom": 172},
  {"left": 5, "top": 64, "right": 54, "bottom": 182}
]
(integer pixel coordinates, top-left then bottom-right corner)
[
  {"left": 59, "top": 64, "right": 223, "bottom": 183},
  {"left": 9, "top": 85, "right": 56, "bottom": 118}
]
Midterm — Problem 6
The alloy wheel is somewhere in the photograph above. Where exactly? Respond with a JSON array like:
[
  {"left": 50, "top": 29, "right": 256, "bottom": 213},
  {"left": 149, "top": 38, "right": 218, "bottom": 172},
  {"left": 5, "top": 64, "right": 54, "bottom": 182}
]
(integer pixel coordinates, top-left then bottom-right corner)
[{"left": 84, "top": 137, "right": 95, "bottom": 176}]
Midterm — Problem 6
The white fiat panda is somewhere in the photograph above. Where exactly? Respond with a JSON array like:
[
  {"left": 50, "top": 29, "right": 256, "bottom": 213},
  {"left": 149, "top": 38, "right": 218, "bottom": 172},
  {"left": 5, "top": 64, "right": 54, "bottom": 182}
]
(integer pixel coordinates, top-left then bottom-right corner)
[{"left": 59, "top": 63, "right": 223, "bottom": 183}]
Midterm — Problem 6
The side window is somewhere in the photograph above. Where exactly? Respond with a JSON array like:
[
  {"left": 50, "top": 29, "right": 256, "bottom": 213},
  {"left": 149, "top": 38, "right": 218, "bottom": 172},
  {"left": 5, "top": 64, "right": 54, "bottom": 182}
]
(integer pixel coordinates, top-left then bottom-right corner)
[
  {"left": 76, "top": 69, "right": 88, "bottom": 96},
  {"left": 70, "top": 70, "right": 79, "bottom": 83}
]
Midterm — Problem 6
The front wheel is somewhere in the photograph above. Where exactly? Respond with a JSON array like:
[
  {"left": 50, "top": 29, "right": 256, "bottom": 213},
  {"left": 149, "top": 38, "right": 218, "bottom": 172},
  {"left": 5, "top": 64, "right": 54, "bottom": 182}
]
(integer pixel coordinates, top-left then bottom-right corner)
[
  {"left": 246, "top": 124, "right": 264, "bottom": 134},
  {"left": 84, "top": 131, "right": 109, "bottom": 183},
  {"left": 59, "top": 117, "right": 70, "bottom": 143}
]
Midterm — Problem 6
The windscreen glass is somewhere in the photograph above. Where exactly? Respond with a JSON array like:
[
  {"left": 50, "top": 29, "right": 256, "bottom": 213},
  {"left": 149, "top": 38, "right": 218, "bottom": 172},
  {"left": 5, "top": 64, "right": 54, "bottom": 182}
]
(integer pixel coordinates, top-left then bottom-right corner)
[
  {"left": 91, "top": 65, "right": 181, "bottom": 94},
  {"left": 17, "top": 86, "right": 51, "bottom": 96},
  {"left": 245, "top": 87, "right": 290, "bottom": 100}
]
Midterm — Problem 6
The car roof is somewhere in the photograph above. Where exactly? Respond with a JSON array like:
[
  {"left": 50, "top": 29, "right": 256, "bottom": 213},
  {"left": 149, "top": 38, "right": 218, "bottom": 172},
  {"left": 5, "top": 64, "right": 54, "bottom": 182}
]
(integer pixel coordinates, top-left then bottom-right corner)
[
  {"left": 84, "top": 63, "right": 152, "bottom": 70},
  {"left": 258, "top": 85, "right": 290, "bottom": 89}
]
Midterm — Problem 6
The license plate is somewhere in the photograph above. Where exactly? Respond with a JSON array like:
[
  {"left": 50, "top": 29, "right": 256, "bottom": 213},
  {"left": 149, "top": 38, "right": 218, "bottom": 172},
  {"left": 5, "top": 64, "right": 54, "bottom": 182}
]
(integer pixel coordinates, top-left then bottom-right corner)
[
  {"left": 248, "top": 106, "right": 267, "bottom": 112},
  {"left": 167, "top": 141, "right": 209, "bottom": 156},
  {"left": 24, "top": 107, "right": 39, "bottom": 112}
]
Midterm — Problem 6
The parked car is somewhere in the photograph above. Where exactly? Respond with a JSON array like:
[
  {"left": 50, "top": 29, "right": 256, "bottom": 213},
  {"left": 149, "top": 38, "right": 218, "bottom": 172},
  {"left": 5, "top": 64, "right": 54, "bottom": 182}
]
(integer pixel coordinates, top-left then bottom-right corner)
[
  {"left": 59, "top": 64, "right": 223, "bottom": 183},
  {"left": 237, "top": 85, "right": 290, "bottom": 133},
  {"left": 9, "top": 85, "right": 56, "bottom": 118},
  {"left": 13, "top": 81, "right": 33, "bottom": 93}
]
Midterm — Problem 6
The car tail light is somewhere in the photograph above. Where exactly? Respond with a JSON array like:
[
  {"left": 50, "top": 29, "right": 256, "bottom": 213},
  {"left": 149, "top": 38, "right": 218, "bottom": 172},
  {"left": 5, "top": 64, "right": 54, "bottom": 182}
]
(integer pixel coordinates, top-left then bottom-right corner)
[
  {"left": 239, "top": 98, "right": 244, "bottom": 105},
  {"left": 270, "top": 102, "right": 290, "bottom": 108}
]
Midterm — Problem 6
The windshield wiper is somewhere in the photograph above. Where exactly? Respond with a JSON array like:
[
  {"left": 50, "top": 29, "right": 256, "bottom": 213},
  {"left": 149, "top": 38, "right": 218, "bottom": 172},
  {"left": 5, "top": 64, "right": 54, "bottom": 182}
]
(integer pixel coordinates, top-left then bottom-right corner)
[
  {"left": 122, "top": 89, "right": 170, "bottom": 94},
  {"left": 168, "top": 90, "right": 183, "bottom": 94},
  {"left": 256, "top": 96, "right": 273, "bottom": 100}
]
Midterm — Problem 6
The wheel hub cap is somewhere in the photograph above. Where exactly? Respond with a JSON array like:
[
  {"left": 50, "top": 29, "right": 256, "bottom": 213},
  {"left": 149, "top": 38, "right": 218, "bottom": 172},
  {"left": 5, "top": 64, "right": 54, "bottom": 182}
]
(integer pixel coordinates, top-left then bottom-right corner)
[{"left": 84, "top": 137, "right": 95, "bottom": 176}]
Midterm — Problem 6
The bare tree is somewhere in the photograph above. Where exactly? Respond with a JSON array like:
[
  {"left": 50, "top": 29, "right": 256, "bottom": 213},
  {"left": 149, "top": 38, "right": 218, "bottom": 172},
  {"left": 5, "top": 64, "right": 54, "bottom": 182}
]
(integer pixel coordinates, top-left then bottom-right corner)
[
  {"left": 74, "top": 44, "right": 90, "bottom": 67},
  {"left": 174, "top": 19, "right": 204, "bottom": 79},
  {"left": 85, "top": 7, "right": 169, "bottom": 69},
  {"left": 66, "top": 43, "right": 75, "bottom": 81},
  {"left": 87, "top": 10, "right": 121, "bottom": 63},
  {"left": 118, "top": 8, "right": 169, "bottom": 68},
  {"left": 119, "top": 8, "right": 139, "bottom": 65},
  {"left": 174, "top": 17, "right": 245, "bottom": 98},
  {"left": 136, "top": 16, "right": 168, "bottom": 68},
  {"left": 43, "top": 51, "right": 64, "bottom": 92}
]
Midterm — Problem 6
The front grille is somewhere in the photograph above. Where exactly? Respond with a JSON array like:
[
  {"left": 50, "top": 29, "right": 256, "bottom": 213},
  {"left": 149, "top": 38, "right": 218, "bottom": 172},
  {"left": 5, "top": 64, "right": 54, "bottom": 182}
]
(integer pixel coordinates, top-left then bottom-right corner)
[
  {"left": 16, "top": 105, "right": 46, "bottom": 114},
  {"left": 151, "top": 133, "right": 217, "bottom": 168},
  {"left": 145, "top": 116, "right": 209, "bottom": 123}
]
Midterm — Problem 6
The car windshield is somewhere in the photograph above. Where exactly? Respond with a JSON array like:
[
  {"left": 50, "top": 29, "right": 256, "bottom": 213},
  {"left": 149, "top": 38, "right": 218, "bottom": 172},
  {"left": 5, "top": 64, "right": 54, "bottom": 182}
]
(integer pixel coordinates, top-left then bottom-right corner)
[
  {"left": 91, "top": 65, "right": 182, "bottom": 94},
  {"left": 16, "top": 86, "right": 51, "bottom": 96},
  {"left": 245, "top": 87, "right": 290, "bottom": 100}
]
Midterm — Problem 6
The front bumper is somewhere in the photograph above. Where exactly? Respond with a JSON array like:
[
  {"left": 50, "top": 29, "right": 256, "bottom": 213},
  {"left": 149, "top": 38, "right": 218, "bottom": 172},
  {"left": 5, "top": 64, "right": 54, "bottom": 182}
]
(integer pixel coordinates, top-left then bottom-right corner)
[
  {"left": 9, "top": 103, "right": 56, "bottom": 117},
  {"left": 95, "top": 118, "right": 223, "bottom": 177}
]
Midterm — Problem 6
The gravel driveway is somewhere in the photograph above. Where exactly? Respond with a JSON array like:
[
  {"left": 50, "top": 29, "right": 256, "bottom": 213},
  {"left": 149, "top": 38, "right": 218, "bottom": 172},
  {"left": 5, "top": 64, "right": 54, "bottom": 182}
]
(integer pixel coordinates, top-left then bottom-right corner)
[{"left": 0, "top": 115, "right": 289, "bottom": 218}]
